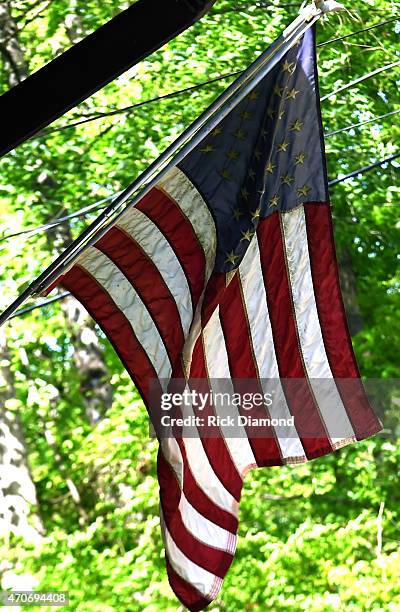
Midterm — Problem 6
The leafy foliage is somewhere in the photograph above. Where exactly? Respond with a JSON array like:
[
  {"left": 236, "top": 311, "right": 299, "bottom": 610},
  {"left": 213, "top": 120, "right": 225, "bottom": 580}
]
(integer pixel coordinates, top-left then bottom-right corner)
[{"left": 0, "top": 0, "right": 399, "bottom": 610}]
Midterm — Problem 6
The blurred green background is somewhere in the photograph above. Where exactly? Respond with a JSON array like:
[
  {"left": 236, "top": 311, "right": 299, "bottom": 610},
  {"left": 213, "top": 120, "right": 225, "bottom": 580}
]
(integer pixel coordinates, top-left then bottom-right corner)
[{"left": 0, "top": 0, "right": 399, "bottom": 610}]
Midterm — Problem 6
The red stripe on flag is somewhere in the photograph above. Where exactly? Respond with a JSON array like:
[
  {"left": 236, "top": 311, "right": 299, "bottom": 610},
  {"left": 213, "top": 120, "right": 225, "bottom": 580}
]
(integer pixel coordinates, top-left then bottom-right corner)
[
  {"left": 61, "top": 266, "right": 160, "bottom": 405},
  {"left": 95, "top": 226, "right": 185, "bottom": 370},
  {"left": 165, "top": 558, "right": 211, "bottom": 612},
  {"left": 201, "top": 272, "right": 227, "bottom": 325},
  {"left": 158, "top": 450, "right": 234, "bottom": 577},
  {"left": 189, "top": 336, "right": 244, "bottom": 501},
  {"left": 303, "top": 203, "right": 358, "bottom": 377},
  {"left": 304, "top": 203, "right": 382, "bottom": 439},
  {"left": 257, "top": 213, "right": 333, "bottom": 459},
  {"left": 219, "top": 275, "right": 283, "bottom": 466},
  {"left": 137, "top": 187, "right": 206, "bottom": 309}
]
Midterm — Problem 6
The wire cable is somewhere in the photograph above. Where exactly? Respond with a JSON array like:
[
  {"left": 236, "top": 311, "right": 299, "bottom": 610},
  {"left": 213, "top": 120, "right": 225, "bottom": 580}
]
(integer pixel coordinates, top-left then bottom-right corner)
[
  {"left": 218, "top": 4, "right": 398, "bottom": 16},
  {"left": 325, "top": 108, "right": 400, "bottom": 137},
  {"left": 317, "top": 15, "right": 399, "bottom": 47},
  {"left": 210, "top": 1, "right": 300, "bottom": 14},
  {"left": 0, "top": 191, "right": 122, "bottom": 243},
  {"left": 321, "top": 59, "right": 400, "bottom": 102},
  {"left": 9, "top": 292, "right": 71, "bottom": 319},
  {"left": 40, "top": 71, "right": 243, "bottom": 135},
  {"left": 328, "top": 152, "right": 400, "bottom": 186}
]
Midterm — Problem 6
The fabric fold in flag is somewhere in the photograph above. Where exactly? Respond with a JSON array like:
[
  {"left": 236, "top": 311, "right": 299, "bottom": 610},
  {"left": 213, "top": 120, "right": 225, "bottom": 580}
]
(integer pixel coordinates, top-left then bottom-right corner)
[{"left": 52, "top": 26, "right": 382, "bottom": 611}]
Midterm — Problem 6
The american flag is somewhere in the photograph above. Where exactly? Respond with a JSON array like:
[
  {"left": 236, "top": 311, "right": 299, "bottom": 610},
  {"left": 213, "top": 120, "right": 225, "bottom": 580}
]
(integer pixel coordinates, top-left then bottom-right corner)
[{"left": 53, "top": 27, "right": 381, "bottom": 611}]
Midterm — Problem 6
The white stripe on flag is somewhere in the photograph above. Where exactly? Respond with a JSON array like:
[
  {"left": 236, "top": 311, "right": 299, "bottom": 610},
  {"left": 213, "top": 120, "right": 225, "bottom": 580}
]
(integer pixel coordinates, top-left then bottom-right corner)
[
  {"left": 161, "top": 437, "right": 239, "bottom": 517},
  {"left": 158, "top": 167, "right": 217, "bottom": 377},
  {"left": 181, "top": 302, "right": 204, "bottom": 378},
  {"left": 161, "top": 512, "right": 222, "bottom": 599},
  {"left": 161, "top": 438, "right": 184, "bottom": 486},
  {"left": 179, "top": 495, "right": 237, "bottom": 555},
  {"left": 117, "top": 208, "right": 192, "bottom": 337},
  {"left": 281, "top": 206, "right": 355, "bottom": 445},
  {"left": 239, "top": 236, "right": 306, "bottom": 460},
  {"left": 158, "top": 167, "right": 217, "bottom": 282},
  {"left": 202, "top": 307, "right": 257, "bottom": 476},
  {"left": 160, "top": 439, "right": 237, "bottom": 554},
  {"left": 78, "top": 247, "right": 171, "bottom": 382}
]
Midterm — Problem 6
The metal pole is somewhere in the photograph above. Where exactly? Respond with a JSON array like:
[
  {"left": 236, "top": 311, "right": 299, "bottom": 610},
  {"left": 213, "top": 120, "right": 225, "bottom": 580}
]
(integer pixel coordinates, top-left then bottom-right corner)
[{"left": 0, "top": 2, "right": 324, "bottom": 328}]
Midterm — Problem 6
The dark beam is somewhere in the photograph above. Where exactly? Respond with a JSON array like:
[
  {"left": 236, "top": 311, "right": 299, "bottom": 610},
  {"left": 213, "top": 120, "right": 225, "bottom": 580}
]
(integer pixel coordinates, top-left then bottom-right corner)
[{"left": 0, "top": 0, "right": 216, "bottom": 158}]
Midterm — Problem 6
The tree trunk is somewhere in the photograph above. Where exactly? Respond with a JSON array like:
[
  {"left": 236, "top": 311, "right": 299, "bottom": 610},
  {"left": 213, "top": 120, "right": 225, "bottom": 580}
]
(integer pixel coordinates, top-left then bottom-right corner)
[
  {"left": 0, "top": 330, "right": 44, "bottom": 596},
  {"left": 0, "top": 329, "right": 44, "bottom": 543},
  {"left": 0, "top": 6, "right": 44, "bottom": 597},
  {"left": 0, "top": 0, "right": 27, "bottom": 88}
]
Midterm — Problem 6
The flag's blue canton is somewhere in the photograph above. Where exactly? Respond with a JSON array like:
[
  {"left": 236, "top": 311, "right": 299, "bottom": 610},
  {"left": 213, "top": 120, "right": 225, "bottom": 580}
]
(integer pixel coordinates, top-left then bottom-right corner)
[{"left": 179, "top": 27, "right": 328, "bottom": 273}]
